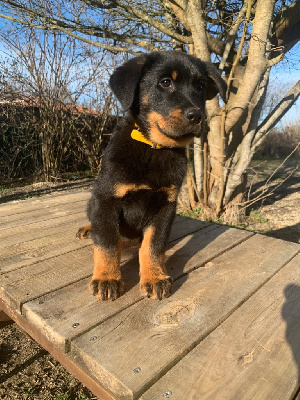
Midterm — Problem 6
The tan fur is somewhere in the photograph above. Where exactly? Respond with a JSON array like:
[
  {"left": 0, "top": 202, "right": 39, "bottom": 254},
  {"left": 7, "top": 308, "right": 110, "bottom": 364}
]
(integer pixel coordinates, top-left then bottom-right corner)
[
  {"left": 147, "top": 111, "right": 193, "bottom": 148},
  {"left": 139, "top": 225, "right": 169, "bottom": 299},
  {"left": 171, "top": 70, "right": 178, "bottom": 80},
  {"left": 162, "top": 185, "right": 178, "bottom": 202},
  {"left": 92, "top": 244, "right": 121, "bottom": 282},
  {"left": 114, "top": 183, "right": 151, "bottom": 198}
]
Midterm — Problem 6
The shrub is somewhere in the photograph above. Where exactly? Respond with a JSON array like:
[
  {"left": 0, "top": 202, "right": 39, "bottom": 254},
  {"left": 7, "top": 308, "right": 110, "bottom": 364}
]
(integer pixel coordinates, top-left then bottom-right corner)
[{"left": 255, "top": 121, "right": 300, "bottom": 159}]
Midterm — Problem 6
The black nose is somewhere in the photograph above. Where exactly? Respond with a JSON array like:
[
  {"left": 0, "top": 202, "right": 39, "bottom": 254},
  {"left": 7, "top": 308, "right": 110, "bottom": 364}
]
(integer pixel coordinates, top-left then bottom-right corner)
[{"left": 184, "top": 108, "right": 202, "bottom": 125}]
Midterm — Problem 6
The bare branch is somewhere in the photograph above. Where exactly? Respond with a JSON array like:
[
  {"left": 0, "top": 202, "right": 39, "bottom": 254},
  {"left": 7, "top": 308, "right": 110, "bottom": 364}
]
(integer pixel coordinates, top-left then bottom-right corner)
[
  {"left": 252, "top": 80, "right": 300, "bottom": 151},
  {"left": 226, "top": 0, "right": 252, "bottom": 99},
  {"left": 186, "top": 0, "right": 210, "bottom": 61},
  {"left": 219, "top": 1, "right": 248, "bottom": 71},
  {"left": 83, "top": 0, "right": 192, "bottom": 44},
  {"left": 0, "top": 13, "right": 146, "bottom": 54},
  {"left": 237, "top": 150, "right": 299, "bottom": 210},
  {"left": 225, "top": 0, "right": 276, "bottom": 134}
]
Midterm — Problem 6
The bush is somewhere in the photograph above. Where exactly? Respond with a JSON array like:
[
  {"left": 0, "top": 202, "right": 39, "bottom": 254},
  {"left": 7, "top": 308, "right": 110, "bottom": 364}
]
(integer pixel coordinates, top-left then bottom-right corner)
[
  {"left": 255, "top": 121, "right": 300, "bottom": 159},
  {"left": 0, "top": 101, "right": 116, "bottom": 181}
]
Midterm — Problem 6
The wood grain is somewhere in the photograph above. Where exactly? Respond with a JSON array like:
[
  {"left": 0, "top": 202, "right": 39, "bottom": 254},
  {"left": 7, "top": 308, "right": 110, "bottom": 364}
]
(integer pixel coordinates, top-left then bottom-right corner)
[
  {"left": 0, "top": 211, "right": 88, "bottom": 249},
  {"left": 70, "top": 236, "right": 299, "bottom": 399},
  {"left": 142, "top": 253, "right": 300, "bottom": 400},
  {"left": 0, "top": 199, "right": 87, "bottom": 230},
  {"left": 22, "top": 223, "right": 252, "bottom": 353},
  {"left": 0, "top": 190, "right": 90, "bottom": 217},
  {"left": 0, "top": 215, "right": 90, "bottom": 274},
  {"left": 0, "top": 245, "right": 94, "bottom": 311},
  {"left": 168, "top": 216, "right": 209, "bottom": 242}
]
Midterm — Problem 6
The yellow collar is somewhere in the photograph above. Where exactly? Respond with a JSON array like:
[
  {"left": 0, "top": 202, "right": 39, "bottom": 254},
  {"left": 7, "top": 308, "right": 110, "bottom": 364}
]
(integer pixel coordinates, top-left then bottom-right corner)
[{"left": 131, "top": 125, "right": 162, "bottom": 149}]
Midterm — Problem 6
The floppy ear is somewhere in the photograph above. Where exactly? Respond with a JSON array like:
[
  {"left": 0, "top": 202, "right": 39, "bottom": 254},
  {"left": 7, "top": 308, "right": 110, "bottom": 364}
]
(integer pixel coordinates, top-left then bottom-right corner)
[
  {"left": 204, "top": 62, "right": 227, "bottom": 103},
  {"left": 109, "top": 54, "right": 148, "bottom": 111}
]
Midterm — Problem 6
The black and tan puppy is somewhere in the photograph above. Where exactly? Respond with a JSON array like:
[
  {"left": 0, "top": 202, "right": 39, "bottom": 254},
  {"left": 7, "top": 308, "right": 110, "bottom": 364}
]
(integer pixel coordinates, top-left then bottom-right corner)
[{"left": 77, "top": 51, "right": 226, "bottom": 301}]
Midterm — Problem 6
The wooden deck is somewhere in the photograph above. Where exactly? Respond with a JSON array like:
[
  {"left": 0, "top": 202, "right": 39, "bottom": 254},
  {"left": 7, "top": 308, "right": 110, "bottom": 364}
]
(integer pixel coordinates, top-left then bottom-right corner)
[{"left": 0, "top": 189, "right": 300, "bottom": 400}]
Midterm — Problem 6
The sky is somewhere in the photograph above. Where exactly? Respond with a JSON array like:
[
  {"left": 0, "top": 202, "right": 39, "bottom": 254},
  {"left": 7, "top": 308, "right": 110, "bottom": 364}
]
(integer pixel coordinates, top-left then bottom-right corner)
[{"left": 268, "top": 42, "right": 300, "bottom": 126}]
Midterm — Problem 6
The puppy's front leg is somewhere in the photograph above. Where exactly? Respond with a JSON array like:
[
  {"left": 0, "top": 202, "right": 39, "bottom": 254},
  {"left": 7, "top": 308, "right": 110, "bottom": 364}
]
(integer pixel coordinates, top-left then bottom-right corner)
[
  {"left": 139, "top": 204, "right": 176, "bottom": 300},
  {"left": 89, "top": 201, "right": 123, "bottom": 301},
  {"left": 90, "top": 241, "right": 123, "bottom": 301},
  {"left": 139, "top": 225, "right": 172, "bottom": 299}
]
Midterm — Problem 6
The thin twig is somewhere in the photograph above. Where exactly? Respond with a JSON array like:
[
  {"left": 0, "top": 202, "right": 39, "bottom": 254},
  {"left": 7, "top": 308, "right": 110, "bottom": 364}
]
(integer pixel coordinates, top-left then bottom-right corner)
[
  {"left": 203, "top": 142, "right": 208, "bottom": 207},
  {"left": 264, "top": 142, "right": 300, "bottom": 187},
  {"left": 236, "top": 166, "right": 298, "bottom": 211},
  {"left": 216, "top": 105, "right": 227, "bottom": 215}
]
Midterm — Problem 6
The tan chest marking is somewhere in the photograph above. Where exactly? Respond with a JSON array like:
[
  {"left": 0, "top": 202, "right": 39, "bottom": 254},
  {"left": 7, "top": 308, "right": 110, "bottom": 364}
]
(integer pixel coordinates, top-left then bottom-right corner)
[
  {"left": 114, "top": 183, "right": 178, "bottom": 201},
  {"left": 114, "top": 183, "right": 151, "bottom": 198}
]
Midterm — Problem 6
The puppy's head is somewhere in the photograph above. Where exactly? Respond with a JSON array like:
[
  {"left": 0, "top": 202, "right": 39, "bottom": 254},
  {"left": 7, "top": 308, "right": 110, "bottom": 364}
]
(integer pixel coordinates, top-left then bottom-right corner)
[{"left": 110, "top": 51, "right": 227, "bottom": 147}]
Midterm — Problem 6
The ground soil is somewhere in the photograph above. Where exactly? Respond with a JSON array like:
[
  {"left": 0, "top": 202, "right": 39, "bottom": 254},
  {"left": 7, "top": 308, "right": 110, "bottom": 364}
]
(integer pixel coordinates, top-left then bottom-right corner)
[
  {"left": 0, "top": 158, "right": 299, "bottom": 399},
  {"left": 244, "top": 157, "right": 299, "bottom": 243}
]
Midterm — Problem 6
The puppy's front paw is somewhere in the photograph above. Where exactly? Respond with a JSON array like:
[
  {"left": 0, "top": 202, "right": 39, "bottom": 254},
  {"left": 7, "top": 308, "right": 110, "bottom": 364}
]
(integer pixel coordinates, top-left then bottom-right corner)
[
  {"left": 90, "top": 278, "right": 124, "bottom": 301},
  {"left": 141, "top": 276, "right": 172, "bottom": 300}
]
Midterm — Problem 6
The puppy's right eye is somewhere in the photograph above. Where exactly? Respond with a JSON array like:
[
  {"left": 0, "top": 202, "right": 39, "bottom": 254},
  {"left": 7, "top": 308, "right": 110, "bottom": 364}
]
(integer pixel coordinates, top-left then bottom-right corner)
[{"left": 159, "top": 78, "right": 172, "bottom": 88}]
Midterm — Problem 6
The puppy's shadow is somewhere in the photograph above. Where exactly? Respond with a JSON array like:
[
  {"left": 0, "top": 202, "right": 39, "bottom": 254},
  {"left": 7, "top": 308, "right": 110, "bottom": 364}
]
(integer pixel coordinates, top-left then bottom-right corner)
[
  {"left": 121, "top": 220, "right": 229, "bottom": 296},
  {"left": 282, "top": 284, "right": 300, "bottom": 385},
  {"left": 166, "top": 223, "right": 231, "bottom": 295}
]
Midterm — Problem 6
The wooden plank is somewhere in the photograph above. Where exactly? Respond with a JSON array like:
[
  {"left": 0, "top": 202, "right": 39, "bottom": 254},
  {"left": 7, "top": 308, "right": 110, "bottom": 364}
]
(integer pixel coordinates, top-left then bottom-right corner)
[
  {"left": 0, "top": 246, "right": 94, "bottom": 312},
  {"left": 0, "top": 215, "right": 204, "bottom": 275},
  {"left": 0, "top": 190, "right": 90, "bottom": 217},
  {"left": 22, "top": 224, "right": 252, "bottom": 353},
  {"left": 69, "top": 235, "right": 299, "bottom": 400},
  {"left": 168, "top": 216, "right": 209, "bottom": 242},
  {"left": 165, "top": 223, "right": 252, "bottom": 277},
  {"left": 0, "top": 215, "right": 90, "bottom": 274},
  {"left": 142, "top": 253, "right": 300, "bottom": 400},
  {"left": 0, "top": 199, "right": 88, "bottom": 230},
  {"left": 2, "top": 213, "right": 178, "bottom": 310},
  {"left": 0, "top": 211, "right": 87, "bottom": 249}
]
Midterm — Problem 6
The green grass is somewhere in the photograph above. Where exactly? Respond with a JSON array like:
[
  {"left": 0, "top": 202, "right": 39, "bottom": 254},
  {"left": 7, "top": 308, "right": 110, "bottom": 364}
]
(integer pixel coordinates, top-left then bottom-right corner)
[
  {"left": 0, "top": 182, "right": 20, "bottom": 197},
  {"left": 22, "top": 388, "right": 35, "bottom": 399},
  {"left": 249, "top": 209, "right": 269, "bottom": 223},
  {"left": 178, "top": 206, "right": 202, "bottom": 219}
]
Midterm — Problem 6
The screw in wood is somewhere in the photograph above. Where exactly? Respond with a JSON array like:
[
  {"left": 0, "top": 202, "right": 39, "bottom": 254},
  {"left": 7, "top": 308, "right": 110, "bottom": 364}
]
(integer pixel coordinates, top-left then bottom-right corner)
[
  {"left": 164, "top": 390, "right": 172, "bottom": 398},
  {"left": 90, "top": 336, "right": 97, "bottom": 342},
  {"left": 133, "top": 367, "right": 141, "bottom": 374},
  {"left": 72, "top": 322, "right": 80, "bottom": 328}
]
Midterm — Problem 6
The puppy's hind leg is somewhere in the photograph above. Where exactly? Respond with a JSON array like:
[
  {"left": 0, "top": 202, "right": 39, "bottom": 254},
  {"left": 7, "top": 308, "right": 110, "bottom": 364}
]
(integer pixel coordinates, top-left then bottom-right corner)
[{"left": 76, "top": 224, "right": 92, "bottom": 239}]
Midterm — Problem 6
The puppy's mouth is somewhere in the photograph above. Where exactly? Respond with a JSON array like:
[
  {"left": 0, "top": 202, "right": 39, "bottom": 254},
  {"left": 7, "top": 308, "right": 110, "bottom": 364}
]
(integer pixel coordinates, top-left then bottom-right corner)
[
  {"left": 155, "top": 121, "right": 200, "bottom": 139},
  {"left": 147, "top": 110, "right": 202, "bottom": 147}
]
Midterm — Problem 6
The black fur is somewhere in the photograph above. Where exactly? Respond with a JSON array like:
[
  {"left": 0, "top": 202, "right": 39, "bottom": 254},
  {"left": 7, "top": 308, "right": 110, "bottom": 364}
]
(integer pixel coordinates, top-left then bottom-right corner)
[{"left": 81, "top": 51, "right": 227, "bottom": 300}]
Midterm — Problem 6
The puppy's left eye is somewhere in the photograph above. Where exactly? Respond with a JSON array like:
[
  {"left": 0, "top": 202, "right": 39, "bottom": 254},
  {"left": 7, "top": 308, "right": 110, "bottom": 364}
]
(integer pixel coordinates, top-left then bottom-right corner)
[
  {"left": 195, "top": 81, "right": 204, "bottom": 92},
  {"left": 159, "top": 78, "right": 172, "bottom": 88}
]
